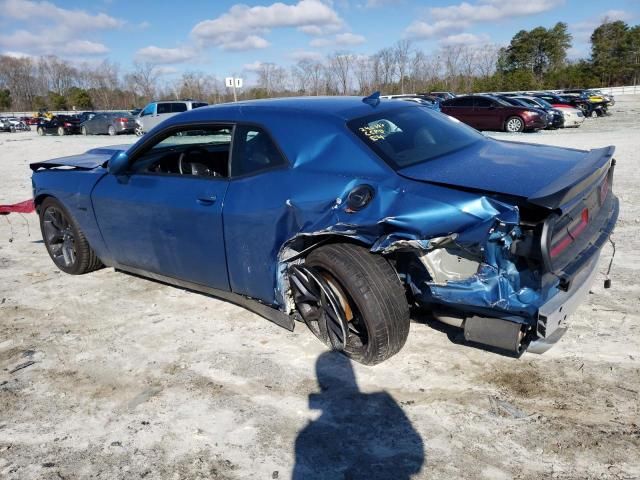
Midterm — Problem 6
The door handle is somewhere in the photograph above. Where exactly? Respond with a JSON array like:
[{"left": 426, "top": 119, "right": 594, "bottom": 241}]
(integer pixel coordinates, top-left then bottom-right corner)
[{"left": 197, "top": 195, "right": 217, "bottom": 205}]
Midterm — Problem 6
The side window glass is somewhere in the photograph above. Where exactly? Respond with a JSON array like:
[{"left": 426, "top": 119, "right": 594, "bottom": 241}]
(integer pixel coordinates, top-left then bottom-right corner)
[
  {"left": 131, "top": 126, "right": 233, "bottom": 178},
  {"left": 231, "top": 126, "right": 286, "bottom": 177},
  {"left": 450, "top": 97, "right": 472, "bottom": 107},
  {"left": 474, "top": 98, "right": 492, "bottom": 108},
  {"left": 156, "top": 103, "right": 171, "bottom": 114},
  {"left": 172, "top": 103, "right": 187, "bottom": 113}
]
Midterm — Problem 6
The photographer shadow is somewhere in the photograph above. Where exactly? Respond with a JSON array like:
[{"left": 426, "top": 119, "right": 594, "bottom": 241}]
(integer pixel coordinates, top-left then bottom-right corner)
[{"left": 293, "top": 351, "right": 424, "bottom": 479}]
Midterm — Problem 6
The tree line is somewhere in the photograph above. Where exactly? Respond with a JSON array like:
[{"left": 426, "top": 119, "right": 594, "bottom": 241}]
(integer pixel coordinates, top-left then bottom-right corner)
[{"left": 0, "top": 19, "right": 638, "bottom": 112}]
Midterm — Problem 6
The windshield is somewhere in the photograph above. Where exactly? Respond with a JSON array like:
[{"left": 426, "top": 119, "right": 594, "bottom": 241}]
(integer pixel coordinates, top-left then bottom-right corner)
[{"left": 348, "top": 106, "right": 483, "bottom": 170}]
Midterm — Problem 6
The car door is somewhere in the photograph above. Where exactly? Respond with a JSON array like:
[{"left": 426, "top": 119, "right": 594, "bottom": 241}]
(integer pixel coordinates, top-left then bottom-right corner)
[
  {"left": 222, "top": 124, "right": 290, "bottom": 303},
  {"left": 472, "top": 97, "right": 500, "bottom": 130},
  {"left": 138, "top": 103, "right": 156, "bottom": 132},
  {"left": 91, "top": 124, "right": 233, "bottom": 291},
  {"left": 441, "top": 97, "right": 473, "bottom": 125},
  {"left": 92, "top": 114, "right": 106, "bottom": 134}
]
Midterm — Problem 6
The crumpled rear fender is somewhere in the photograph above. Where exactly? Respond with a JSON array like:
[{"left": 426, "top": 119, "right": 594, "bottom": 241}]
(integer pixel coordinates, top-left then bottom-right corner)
[{"left": 276, "top": 178, "right": 550, "bottom": 319}]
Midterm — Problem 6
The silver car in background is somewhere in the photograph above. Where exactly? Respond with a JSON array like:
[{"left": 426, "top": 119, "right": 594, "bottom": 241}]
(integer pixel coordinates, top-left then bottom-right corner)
[
  {"left": 135, "top": 100, "right": 208, "bottom": 135},
  {"left": 81, "top": 112, "right": 136, "bottom": 136}
]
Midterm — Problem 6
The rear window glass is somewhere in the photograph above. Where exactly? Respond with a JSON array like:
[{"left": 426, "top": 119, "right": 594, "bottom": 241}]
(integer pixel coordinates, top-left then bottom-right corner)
[
  {"left": 348, "top": 107, "right": 483, "bottom": 170},
  {"left": 191, "top": 102, "right": 208, "bottom": 109}
]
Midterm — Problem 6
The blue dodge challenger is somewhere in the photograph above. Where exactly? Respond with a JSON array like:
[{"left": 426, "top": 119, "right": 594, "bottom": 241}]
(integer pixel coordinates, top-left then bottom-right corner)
[{"left": 31, "top": 95, "right": 618, "bottom": 364}]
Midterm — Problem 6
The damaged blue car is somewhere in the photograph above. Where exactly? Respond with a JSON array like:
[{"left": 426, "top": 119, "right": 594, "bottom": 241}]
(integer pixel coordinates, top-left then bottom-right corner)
[{"left": 30, "top": 95, "right": 619, "bottom": 365}]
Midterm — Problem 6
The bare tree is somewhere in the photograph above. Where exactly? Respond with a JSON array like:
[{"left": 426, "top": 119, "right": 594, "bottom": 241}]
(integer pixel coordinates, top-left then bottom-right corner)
[
  {"left": 126, "top": 61, "right": 160, "bottom": 102},
  {"left": 38, "top": 56, "right": 78, "bottom": 95},
  {"left": 0, "top": 56, "right": 39, "bottom": 110},
  {"left": 353, "top": 55, "right": 375, "bottom": 94},
  {"left": 476, "top": 44, "right": 501, "bottom": 79},
  {"left": 374, "top": 47, "right": 397, "bottom": 92},
  {"left": 328, "top": 52, "right": 353, "bottom": 95},
  {"left": 394, "top": 40, "right": 412, "bottom": 93}
]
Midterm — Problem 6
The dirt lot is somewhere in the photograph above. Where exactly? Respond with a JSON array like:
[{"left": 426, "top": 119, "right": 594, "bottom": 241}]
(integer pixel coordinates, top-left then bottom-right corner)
[{"left": 1, "top": 100, "right": 639, "bottom": 480}]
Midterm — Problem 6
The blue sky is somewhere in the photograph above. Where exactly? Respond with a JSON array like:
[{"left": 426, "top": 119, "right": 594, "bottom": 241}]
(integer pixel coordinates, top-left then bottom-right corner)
[{"left": 0, "top": 0, "right": 638, "bottom": 83}]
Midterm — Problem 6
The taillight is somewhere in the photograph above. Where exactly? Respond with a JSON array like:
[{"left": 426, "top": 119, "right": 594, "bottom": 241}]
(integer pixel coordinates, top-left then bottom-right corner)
[
  {"left": 599, "top": 177, "right": 609, "bottom": 204},
  {"left": 550, "top": 208, "right": 589, "bottom": 258},
  {"left": 64, "top": 122, "right": 72, "bottom": 127},
  {"left": 117, "top": 117, "right": 129, "bottom": 123}
]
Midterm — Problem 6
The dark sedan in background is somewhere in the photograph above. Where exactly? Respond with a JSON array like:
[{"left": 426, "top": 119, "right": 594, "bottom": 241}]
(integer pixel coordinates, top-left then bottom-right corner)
[
  {"left": 440, "top": 95, "right": 548, "bottom": 132},
  {"left": 497, "top": 95, "right": 564, "bottom": 129},
  {"left": 36, "top": 115, "right": 82, "bottom": 136},
  {"left": 81, "top": 112, "right": 136, "bottom": 136}
]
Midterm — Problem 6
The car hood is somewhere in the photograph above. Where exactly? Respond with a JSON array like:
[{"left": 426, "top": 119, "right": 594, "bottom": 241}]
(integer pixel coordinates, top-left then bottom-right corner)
[
  {"left": 397, "top": 138, "right": 614, "bottom": 209},
  {"left": 30, "top": 145, "right": 129, "bottom": 171}
]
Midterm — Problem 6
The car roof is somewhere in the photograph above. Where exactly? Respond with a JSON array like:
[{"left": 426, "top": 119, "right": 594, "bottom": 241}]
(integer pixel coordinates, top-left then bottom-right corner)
[{"left": 173, "top": 96, "right": 418, "bottom": 123}]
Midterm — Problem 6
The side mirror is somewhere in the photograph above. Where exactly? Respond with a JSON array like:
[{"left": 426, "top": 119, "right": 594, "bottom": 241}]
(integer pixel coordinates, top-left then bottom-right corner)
[{"left": 108, "top": 151, "right": 129, "bottom": 175}]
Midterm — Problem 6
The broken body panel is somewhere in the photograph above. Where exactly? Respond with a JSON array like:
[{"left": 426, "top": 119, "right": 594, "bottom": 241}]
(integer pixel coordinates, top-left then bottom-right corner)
[{"left": 31, "top": 97, "right": 619, "bottom": 354}]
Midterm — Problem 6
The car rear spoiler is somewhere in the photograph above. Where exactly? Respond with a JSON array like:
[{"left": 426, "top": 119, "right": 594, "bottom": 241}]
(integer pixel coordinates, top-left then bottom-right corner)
[{"left": 526, "top": 146, "right": 615, "bottom": 210}]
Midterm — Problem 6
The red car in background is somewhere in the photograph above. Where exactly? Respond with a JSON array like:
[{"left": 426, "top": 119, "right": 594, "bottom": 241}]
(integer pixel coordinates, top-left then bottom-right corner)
[{"left": 440, "top": 95, "right": 548, "bottom": 133}]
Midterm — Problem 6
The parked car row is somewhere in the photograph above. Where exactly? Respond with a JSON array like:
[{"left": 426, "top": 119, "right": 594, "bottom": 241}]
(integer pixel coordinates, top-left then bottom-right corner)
[
  {"left": 0, "top": 116, "right": 31, "bottom": 132},
  {"left": 381, "top": 87, "right": 615, "bottom": 133}
]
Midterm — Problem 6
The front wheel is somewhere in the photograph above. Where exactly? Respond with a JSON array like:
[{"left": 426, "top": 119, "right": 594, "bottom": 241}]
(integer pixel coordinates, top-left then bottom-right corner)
[
  {"left": 291, "top": 243, "right": 410, "bottom": 365},
  {"left": 505, "top": 116, "right": 524, "bottom": 133},
  {"left": 39, "top": 198, "right": 103, "bottom": 275}
]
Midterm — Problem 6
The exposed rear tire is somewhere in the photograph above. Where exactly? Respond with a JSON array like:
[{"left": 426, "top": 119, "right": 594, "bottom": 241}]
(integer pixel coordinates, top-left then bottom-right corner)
[
  {"left": 505, "top": 116, "right": 524, "bottom": 133},
  {"left": 37, "top": 126, "right": 44, "bottom": 136},
  {"left": 57, "top": 126, "right": 65, "bottom": 136},
  {"left": 108, "top": 125, "right": 116, "bottom": 136},
  {"left": 81, "top": 126, "right": 87, "bottom": 135},
  {"left": 39, "top": 197, "right": 103, "bottom": 275},
  {"left": 298, "top": 243, "right": 410, "bottom": 365}
]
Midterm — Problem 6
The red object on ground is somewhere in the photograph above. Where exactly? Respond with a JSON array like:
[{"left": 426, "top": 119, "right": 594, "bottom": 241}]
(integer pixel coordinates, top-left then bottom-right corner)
[{"left": 0, "top": 199, "right": 36, "bottom": 215}]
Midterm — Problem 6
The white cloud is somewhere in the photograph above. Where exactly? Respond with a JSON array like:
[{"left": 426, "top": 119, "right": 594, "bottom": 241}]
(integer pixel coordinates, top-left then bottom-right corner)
[
  {"left": 191, "top": 0, "right": 344, "bottom": 51},
  {"left": 1, "top": 0, "right": 123, "bottom": 30},
  {"left": 154, "top": 66, "right": 179, "bottom": 76},
  {"left": 0, "top": 0, "right": 123, "bottom": 56},
  {"left": 405, "top": 0, "right": 563, "bottom": 40},
  {"left": 135, "top": 46, "right": 199, "bottom": 64},
  {"left": 335, "top": 32, "right": 366, "bottom": 45},
  {"left": 0, "top": 29, "right": 110, "bottom": 56},
  {"left": 224, "top": 35, "right": 270, "bottom": 51},
  {"left": 362, "top": 0, "right": 403, "bottom": 8},
  {"left": 310, "top": 32, "right": 366, "bottom": 47},
  {"left": 439, "top": 32, "right": 491, "bottom": 46},
  {"left": 289, "top": 49, "right": 324, "bottom": 61},
  {"left": 243, "top": 61, "right": 265, "bottom": 72}
]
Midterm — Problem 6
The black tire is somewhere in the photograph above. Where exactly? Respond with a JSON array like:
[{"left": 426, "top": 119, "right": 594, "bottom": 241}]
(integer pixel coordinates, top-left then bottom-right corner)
[
  {"left": 39, "top": 197, "right": 103, "bottom": 275},
  {"left": 505, "top": 116, "right": 524, "bottom": 133},
  {"left": 303, "top": 243, "right": 410, "bottom": 365},
  {"left": 57, "top": 126, "right": 65, "bottom": 136},
  {"left": 37, "top": 126, "right": 44, "bottom": 136}
]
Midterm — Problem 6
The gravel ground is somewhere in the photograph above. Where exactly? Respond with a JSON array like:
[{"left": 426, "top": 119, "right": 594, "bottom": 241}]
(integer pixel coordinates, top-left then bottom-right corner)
[{"left": 1, "top": 99, "right": 639, "bottom": 480}]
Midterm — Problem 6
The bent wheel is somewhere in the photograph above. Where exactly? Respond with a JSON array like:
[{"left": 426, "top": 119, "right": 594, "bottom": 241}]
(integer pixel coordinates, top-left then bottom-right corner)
[
  {"left": 39, "top": 198, "right": 103, "bottom": 275},
  {"left": 291, "top": 243, "right": 410, "bottom": 365}
]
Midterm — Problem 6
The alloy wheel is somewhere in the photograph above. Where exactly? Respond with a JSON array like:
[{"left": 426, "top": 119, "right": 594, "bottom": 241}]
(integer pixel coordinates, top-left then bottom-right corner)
[
  {"left": 289, "top": 265, "right": 369, "bottom": 351},
  {"left": 43, "top": 207, "right": 76, "bottom": 268}
]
